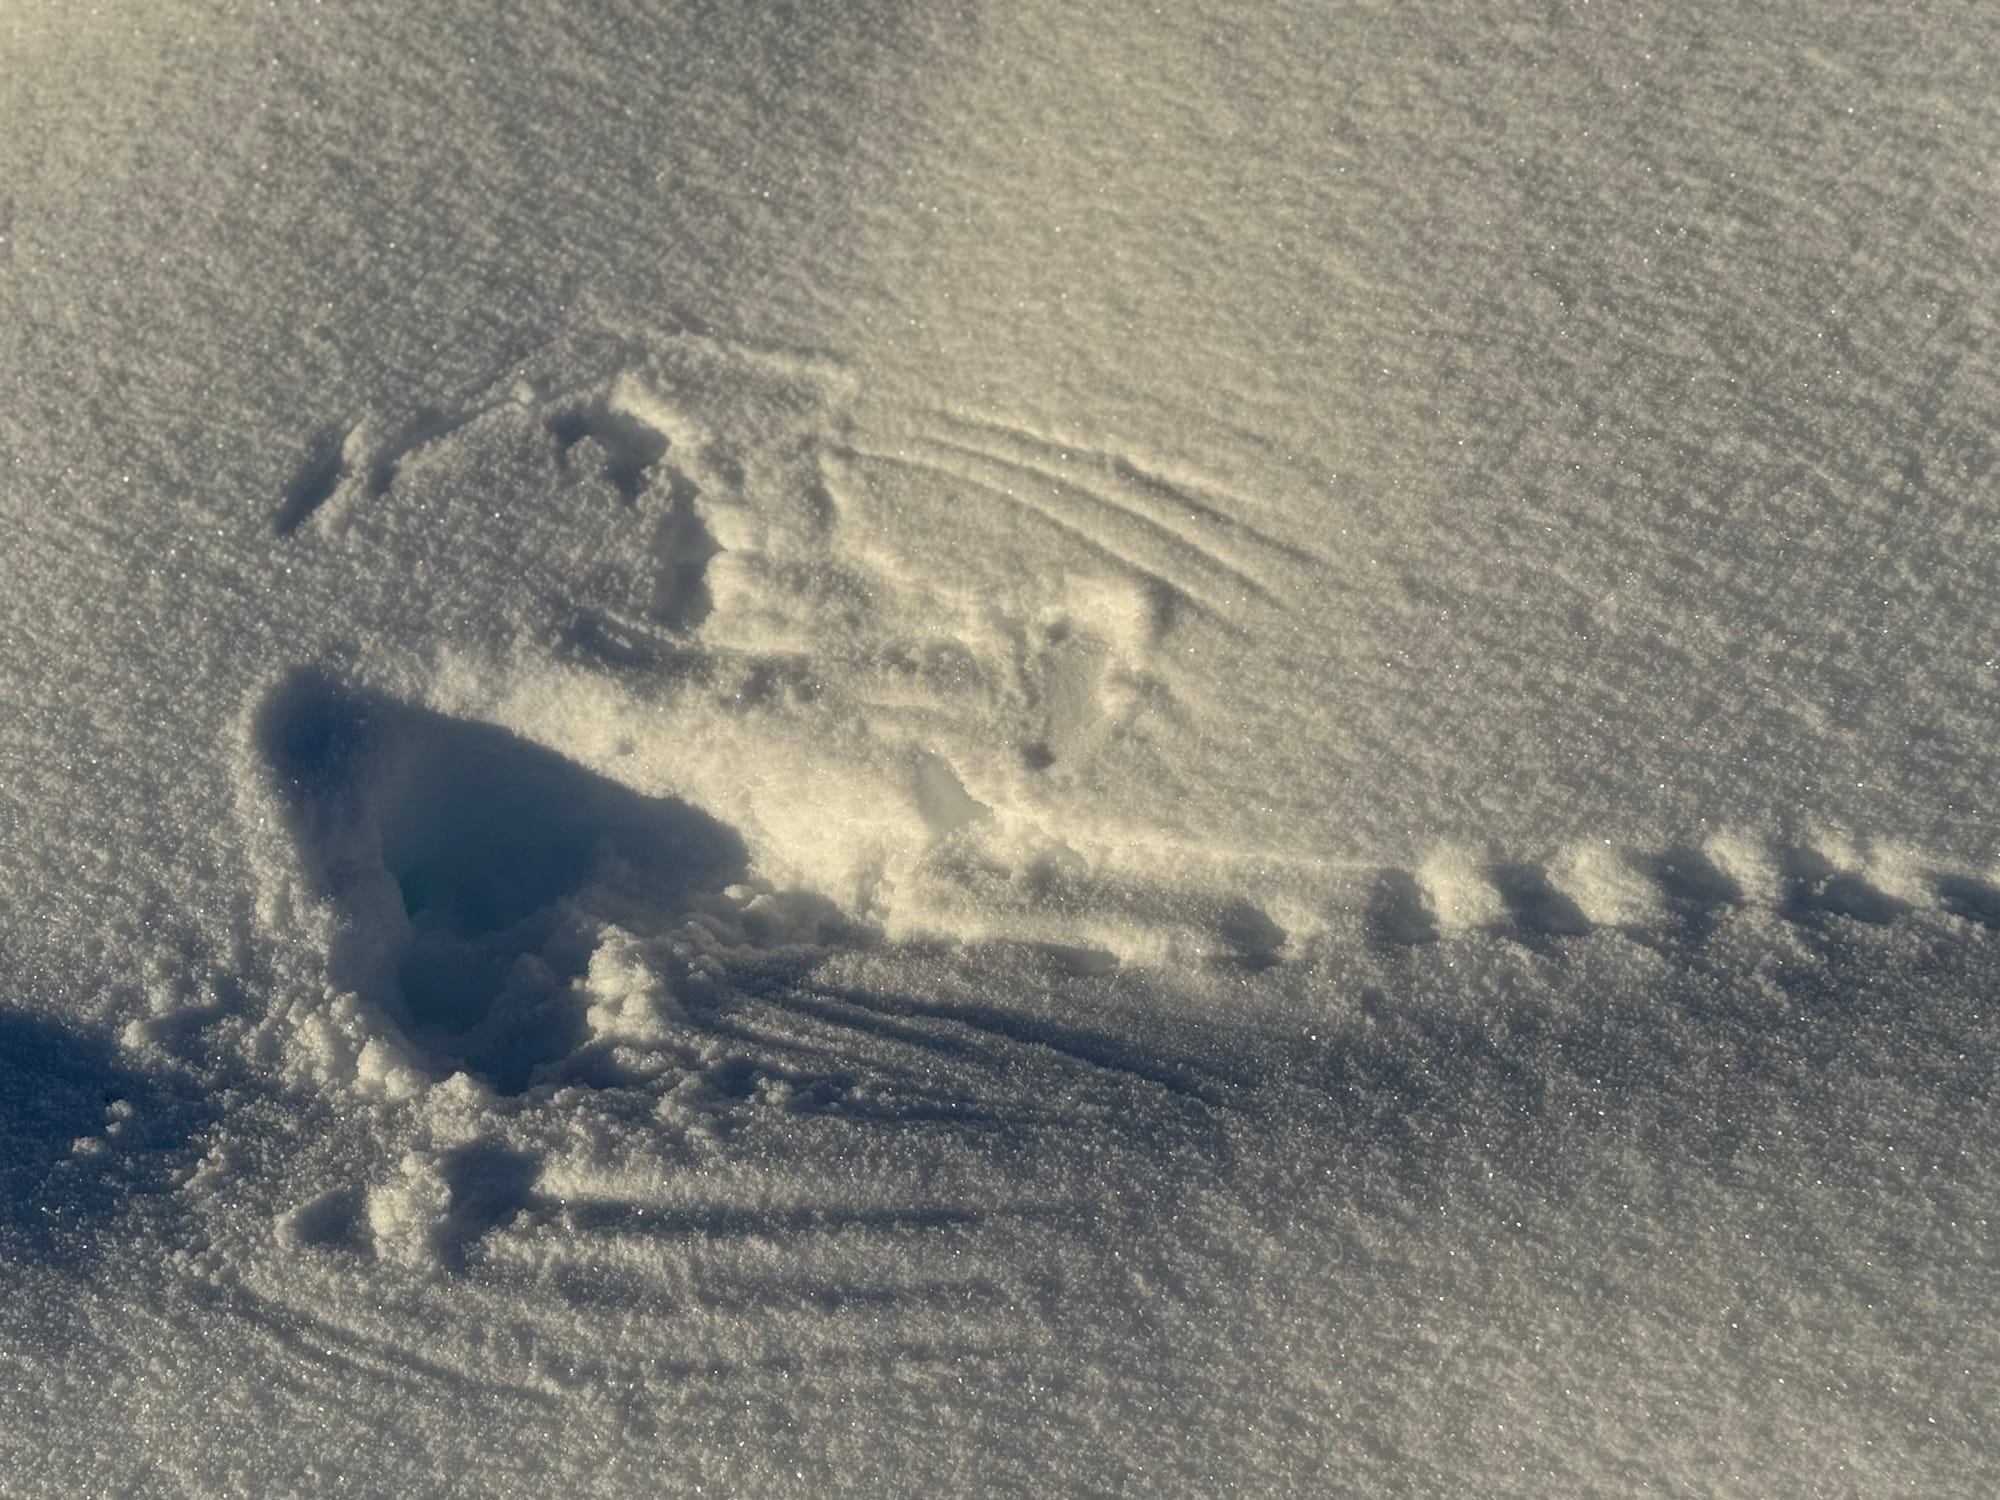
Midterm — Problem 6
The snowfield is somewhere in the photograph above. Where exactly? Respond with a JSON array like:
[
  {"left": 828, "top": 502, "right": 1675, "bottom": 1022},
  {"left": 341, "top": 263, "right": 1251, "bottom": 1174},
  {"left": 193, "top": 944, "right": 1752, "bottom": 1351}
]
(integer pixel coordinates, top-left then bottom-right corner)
[{"left": 4, "top": 2, "right": 1999, "bottom": 1494}]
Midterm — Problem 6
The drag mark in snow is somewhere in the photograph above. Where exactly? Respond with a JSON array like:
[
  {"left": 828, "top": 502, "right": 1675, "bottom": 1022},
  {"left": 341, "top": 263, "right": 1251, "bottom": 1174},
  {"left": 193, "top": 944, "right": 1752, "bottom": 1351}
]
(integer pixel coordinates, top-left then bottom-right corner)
[
  {"left": 273, "top": 427, "right": 352, "bottom": 535},
  {"left": 359, "top": 405, "right": 493, "bottom": 497},
  {"left": 913, "top": 429, "right": 1280, "bottom": 609},
  {"left": 554, "top": 1199, "right": 995, "bottom": 1240},
  {"left": 840, "top": 441, "right": 1215, "bottom": 627},
  {"left": 933, "top": 408, "right": 1319, "bottom": 575},
  {"left": 271, "top": 398, "right": 515, "bottom": 534},
  {"left": 557, "top": 606, "right": 815, "bottom": 697},
  {"left": 890, "top": 850, "right": 1293, "bottom": 975}
]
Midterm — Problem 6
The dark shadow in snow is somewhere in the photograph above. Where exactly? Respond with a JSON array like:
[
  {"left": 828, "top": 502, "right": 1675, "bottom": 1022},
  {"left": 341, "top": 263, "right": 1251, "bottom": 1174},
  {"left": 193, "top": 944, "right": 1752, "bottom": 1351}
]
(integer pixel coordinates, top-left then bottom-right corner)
[
  {"left": 1216, "top": 899, "right": 1287, "bottom": 970},
  {"left": 287, "top": 1186, "right": 369, "bottom": 1253},
  {"left": 274, "top": 427, "right": 349, "bottom": 535},
  {"left": 363, "top": 405, "right": 487, "bottom": 497},
  {"left": 256, "top": 668, "right": 748, "bottom": 1094},
  {"left": 649, "top": 486, "right": 720, "bottom": 634},
  {"left": 435, "top": 1139, "right": 542, "bottom": 1271},
  {"left": 1019, "top": 740, "right": 1057, "bottom": 771},
  {"left": 547, "top": 392, "right": 722, "bottom": 633},
  {"left": 561, "top": 1200, "right": 992, "bottom": 1240},
  {"left": 1491, "top": 863, "right": 1593, "bottom": 942},
  {"left": 702, "top": 1055, "right": 762, "bottom": 1101},
  {"left": 1620, "top": 844, "right": 1748, "bottom": 949},
  {"left": 1368, "top": 869, "right": 1439, "bottom": 948},
  {"left": 551, "top": 401, "right": 669, "bottom": 503},
  {"left": 0, "top": 1010, "right": 198, "bottom": 1262},
  {"left": 1648, "top": 845, "right": 1743, "bottom": 912},
  {"left": 1778, "top": 846, "right": 1906, "bottom": 926},
  {"left": 1937, "top": 874, "right": 2000, "bottom": 930}
]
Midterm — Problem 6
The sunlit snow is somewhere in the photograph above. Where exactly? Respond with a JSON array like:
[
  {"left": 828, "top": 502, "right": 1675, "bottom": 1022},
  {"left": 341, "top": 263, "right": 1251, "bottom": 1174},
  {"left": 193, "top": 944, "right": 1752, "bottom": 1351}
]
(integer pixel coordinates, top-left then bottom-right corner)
[{"left": 4, "top": 2, "right": 1998, "bottom": 1493}]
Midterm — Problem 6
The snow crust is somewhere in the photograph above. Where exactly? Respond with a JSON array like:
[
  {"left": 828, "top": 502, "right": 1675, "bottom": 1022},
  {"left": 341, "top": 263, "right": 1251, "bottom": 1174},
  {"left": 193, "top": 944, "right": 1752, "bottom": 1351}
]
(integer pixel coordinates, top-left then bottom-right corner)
[{"left": 4, "top": 1, "right": 1999, "bottom": 1493}]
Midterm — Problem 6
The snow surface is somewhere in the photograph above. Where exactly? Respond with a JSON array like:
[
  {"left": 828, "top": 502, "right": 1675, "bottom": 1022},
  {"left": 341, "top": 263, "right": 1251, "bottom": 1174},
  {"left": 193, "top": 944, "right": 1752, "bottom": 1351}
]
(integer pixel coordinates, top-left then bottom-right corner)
[{"left": 4, "top": 1, "right": 1999, "bottom": 1494}]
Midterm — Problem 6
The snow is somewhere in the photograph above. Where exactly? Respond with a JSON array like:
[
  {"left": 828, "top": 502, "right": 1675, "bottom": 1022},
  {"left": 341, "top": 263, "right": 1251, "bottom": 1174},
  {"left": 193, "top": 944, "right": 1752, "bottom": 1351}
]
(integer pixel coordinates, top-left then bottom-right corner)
[{"left": 4, "top": 0, "right": 1999, "bottom": 1494}]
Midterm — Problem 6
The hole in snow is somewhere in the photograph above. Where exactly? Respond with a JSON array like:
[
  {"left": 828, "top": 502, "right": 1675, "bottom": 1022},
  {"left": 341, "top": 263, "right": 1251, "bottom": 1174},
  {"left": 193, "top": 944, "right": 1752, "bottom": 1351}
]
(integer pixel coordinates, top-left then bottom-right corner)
[
  {"left": 550, "top": 402, "right": 670, "bottom": 503},
  {"left": 255, "top": 668, "right": 748, "bottom": 1093}
]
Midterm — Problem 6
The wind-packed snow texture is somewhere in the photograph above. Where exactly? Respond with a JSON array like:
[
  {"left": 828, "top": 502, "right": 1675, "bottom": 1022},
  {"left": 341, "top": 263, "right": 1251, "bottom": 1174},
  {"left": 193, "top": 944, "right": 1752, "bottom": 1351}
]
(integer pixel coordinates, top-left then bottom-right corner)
[{"left": 4, "top": 2, "right": 1998, "bottom": 1494}]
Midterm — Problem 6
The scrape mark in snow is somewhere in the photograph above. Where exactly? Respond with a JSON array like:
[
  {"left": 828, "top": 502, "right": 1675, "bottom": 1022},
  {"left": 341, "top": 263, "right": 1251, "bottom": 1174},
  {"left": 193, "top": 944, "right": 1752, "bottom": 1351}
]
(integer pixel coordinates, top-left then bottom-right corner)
[
  {"left": 272, "top": 392, "right": 522, "bottom": 535},
  {"left": 274, "top": 427, "right": 352, "bottom": 535},
  {"left": 931, "top": 408, "right": 1316, "bottom": 582},
  {"left": 361, "top": 405, "right": 492, "bottom": 497},
  {"left": 648, "top": 482, "right": 721, "bottom": 634},
  {"left": 839, "top": 441, "right": 1214, "bottom": 627}
]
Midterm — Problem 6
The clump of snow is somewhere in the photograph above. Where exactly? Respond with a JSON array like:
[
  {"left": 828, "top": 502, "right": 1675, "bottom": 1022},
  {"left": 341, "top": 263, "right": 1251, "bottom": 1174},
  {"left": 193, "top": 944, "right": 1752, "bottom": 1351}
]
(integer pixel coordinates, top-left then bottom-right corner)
[
  {"left": 1417, "top": 847, "right": 1506, "bottom": 934},
  {"left": 367, "top": 1152, "right": 453, "bottom": 1270},
  {"left": 580, "top": 928, "right": 682, "bottom": 1046},
  {"left": 1704, "top": 829, "right": 1787, "bottom": 908},
  {"left": 1550, "top": 842, "right": 1668, "bottom": 928}
]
